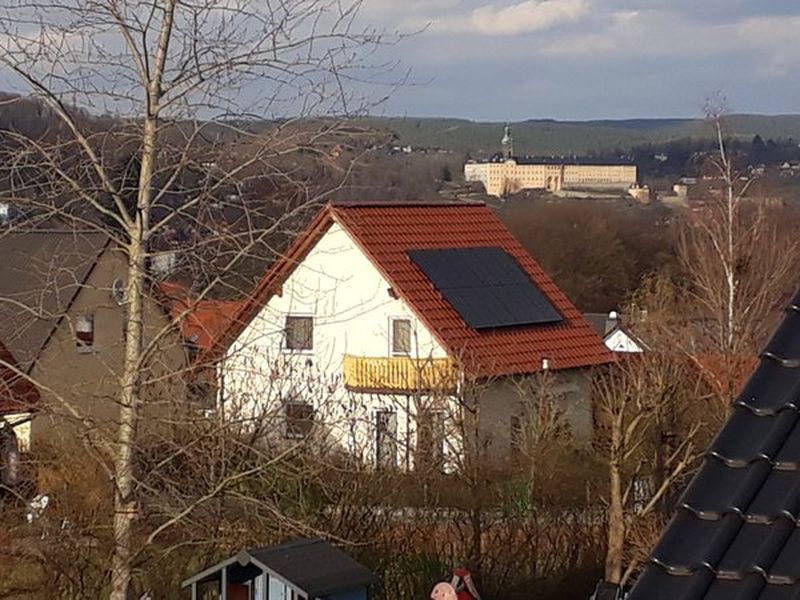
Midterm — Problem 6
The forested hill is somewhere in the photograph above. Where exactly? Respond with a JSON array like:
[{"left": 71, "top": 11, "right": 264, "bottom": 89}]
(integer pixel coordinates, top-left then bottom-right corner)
[
  {"left": 3, "top": 90, "right": 800, "bottom": 157},
  {"left": 355, "top": 115, "right": 800, "bottom": 156}
]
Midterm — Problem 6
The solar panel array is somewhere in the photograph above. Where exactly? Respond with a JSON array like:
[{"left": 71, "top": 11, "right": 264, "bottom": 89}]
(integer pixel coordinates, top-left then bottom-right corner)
[{"left": 407, "top": 246, "right": 563, "bottom": 330}]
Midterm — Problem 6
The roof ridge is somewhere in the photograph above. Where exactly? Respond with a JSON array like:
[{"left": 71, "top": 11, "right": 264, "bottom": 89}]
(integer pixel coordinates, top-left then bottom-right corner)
[{"left": 330, "top": 199, "right": 485, "bottom": 208}]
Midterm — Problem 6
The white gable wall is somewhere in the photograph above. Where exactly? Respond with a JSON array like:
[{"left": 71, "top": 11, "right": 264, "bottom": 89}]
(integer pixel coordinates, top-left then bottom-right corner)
[
  {"left": 604, "top": 329, "right": 644, "bottom": 354},
  {"left": 220, "top": 220, "right": 456, "bottom": 468}
]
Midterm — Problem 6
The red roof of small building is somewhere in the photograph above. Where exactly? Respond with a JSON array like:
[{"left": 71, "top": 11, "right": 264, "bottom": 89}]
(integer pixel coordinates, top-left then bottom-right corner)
[
  {"left": 205, "top": 201, "right": 612, "bottom": 376},
  {"left": 0, "top": 342, "right": 40, "bottom": 414},
  {"left": 157, "top": 282, "right": 248, "bottom": 354}
]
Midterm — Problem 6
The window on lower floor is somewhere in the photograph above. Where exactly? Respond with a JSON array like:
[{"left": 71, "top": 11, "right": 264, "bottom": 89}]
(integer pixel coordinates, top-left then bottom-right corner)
[
  {"left": 285, "top": 401, "right": 314, "bottom": 439},
  {"left": 375, "top": 410, "right": 398, "bottom": 468},
  {"left": 416, "top": 409, "right": 445, "bottom": 470},
  {"left": 75, "top": 313, "right": 95, "bottom": 352},
  {"left": 284, "top": 315, "right": 313, "bottom": 352}
]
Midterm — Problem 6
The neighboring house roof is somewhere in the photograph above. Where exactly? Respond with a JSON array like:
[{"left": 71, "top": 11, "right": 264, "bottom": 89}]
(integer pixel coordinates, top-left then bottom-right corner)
[
  {"left": 0, "top": 342, "right": 40, "bottom": 414},
  {"left": 0, "top": 231, "right": 108, "bottom": 372},
  {"left": 584, "top": 311, "right": 645, "bottom": 354},
  {"left": 689, "top": 353, "right": 759, "bottom": 400},
  {"left": 584, "top": 312, "right": 621, "bottom": 338},
  {"left": 205, "top": 201, "right": 611, "bottom": 376},
  {"left": 182, "top": 538, "right": 379, "bottom": 597},
  {"left": 629, "top": 290, "right": 800, "bottom": 599},
  {"left": 156, "top": 282, "right": 247, "bottom": 353}
]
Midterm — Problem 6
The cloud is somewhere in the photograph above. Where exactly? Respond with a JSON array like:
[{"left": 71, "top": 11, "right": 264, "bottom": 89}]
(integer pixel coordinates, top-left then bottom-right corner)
[
  {"left": 540, "top": 9, "right": 800, "bottom": 62},
  {"left": 429, "top": 0, "right": 589, "bottom": 36}
]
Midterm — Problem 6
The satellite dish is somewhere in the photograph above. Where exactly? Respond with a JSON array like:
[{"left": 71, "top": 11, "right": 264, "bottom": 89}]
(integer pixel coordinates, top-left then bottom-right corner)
[{"left": 112, "top": 278, "right": 128, "bottom": 305}]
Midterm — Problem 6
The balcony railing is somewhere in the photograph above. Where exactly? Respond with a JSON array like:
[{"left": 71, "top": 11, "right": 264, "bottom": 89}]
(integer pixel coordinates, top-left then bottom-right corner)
[{"left": 342, "top": 355, "right": 457, "bottom": 393}]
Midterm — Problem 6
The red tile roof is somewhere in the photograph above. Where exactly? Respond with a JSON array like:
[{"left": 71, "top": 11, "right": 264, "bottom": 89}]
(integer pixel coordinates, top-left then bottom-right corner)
[
  {"left": 0, "top": 342, "right": 40, "bottom": 414},
  {"left": 205, "top": 201, "right": 612, "bottom": 376},
  {"left": 157, "top": 282, "right": 248, "bottom": 354}
]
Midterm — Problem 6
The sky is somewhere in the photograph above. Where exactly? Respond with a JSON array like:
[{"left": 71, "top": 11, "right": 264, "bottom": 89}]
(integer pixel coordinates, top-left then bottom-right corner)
[{"left": 360, "top": 0, "right": 800, "bottom": 120}]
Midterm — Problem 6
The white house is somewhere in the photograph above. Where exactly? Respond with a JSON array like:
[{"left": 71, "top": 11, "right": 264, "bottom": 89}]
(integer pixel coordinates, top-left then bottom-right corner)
[
  {"left": 206, "top": 202, "right": 611, "bottom": 470},
  {"left": 583, "top": 311, "right": 645, "bottom": 354}
]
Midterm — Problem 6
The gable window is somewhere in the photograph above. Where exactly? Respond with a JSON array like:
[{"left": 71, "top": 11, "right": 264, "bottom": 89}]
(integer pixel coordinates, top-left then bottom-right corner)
[
  {"left": 76, "top": 314, "right": 95, "bottom": 352},
  {"left": 375, "top": 410, "right": 398, "bottom": 468},
  {"left": 390, "top": 318, "right": 412, "bottom": 356},
  {"left": 285, "top": 401, "right": 314, "bottom": 439},
  {"left": 284, "top": 316, "right": 313, "bottom": 352}
]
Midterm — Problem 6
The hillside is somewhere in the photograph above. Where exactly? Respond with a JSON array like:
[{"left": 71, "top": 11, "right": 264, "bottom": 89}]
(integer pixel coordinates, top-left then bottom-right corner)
[{"left": 355, "top": 115, "right": 800, "bottom": 156}]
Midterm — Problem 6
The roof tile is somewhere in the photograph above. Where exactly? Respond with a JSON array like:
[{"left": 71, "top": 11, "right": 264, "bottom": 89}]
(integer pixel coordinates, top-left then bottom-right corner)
[
  {"left": 206, "top": 202, "right": 611, "bottom": 375},
  {"left": 629, "top": 291, "right": 800, "bottom": 599}
]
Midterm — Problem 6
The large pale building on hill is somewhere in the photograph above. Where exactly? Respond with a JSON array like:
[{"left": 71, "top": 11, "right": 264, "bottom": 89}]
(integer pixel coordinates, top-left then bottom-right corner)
[{"left": 464, "top": 125, "right": 638, "bottom": 196}]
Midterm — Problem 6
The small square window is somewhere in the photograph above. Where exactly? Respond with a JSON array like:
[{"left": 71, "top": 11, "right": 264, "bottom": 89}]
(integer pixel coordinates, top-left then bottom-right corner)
[
  {"left": 391, "top": 318, "right": 411, "bottom": 355},
  {"left": 285, "top": 402, "right": 314, "bottom": 439},
  {"left": 76, "top": 314, "right": 95, "bottom": 352},
  {"left": 284, "top": 316, "right": 313, "bottom": 351}
]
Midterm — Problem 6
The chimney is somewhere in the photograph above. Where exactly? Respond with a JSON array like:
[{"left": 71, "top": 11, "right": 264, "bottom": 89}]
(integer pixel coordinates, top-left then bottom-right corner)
[{"left": 605, "top": 310, "right": 620, "bottom": 335}]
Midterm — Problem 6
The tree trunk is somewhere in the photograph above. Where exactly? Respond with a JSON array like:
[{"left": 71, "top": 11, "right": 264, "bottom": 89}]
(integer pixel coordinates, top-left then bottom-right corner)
[
  {"left": 109, "top": 238, "right": 146, "bottom": 600},
  {"left": 605, "top": 440, "right": 625, "bottom": 583}
]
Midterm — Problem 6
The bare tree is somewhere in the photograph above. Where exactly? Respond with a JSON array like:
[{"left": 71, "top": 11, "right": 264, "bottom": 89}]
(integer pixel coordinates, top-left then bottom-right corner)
[
  {"left": 677, "top": 106, "right": 800, "bottom": 404},
  {"left": 0, "top": 1, "right": 396, "bottom": 596},
  {"left": 594, "top": 352, "right": 704, "bottom": 585}
]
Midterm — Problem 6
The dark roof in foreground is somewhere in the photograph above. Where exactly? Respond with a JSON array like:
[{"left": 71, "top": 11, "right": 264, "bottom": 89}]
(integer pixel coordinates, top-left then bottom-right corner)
[
  {"left": 629, "top": 289, "right": 800, "bottom": 600},
  {"left": 250, "top": 538, "right": 378, "bottom": 597}
]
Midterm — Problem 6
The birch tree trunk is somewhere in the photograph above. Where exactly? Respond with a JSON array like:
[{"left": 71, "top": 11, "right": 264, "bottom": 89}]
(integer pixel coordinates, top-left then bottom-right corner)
[
  {"left": 110, "top": 5, "right": 174, "bottom": 596},
  {"left": 605, "top": 424, "right": 624, "bottom": 583}
]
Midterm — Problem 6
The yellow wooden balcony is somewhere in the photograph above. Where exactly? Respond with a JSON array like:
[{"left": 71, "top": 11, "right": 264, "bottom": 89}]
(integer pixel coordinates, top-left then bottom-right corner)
[{"left": 342, "top": 355, "right": 457, "bottom": 393}]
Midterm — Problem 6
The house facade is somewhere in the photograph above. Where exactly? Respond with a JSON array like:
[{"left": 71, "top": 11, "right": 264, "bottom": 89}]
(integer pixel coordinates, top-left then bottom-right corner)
[
  {"left": 463, "top": 125, "right": 638, "bottom": 198},
  {"left": 209, "top": 202, "right": 612, "bottom": 470},
  {"left": 0, "top": 231, "right": 216, "bottom": 452},
  {"left": 465, "top": 157, "right": 638, "bottom": 197}
]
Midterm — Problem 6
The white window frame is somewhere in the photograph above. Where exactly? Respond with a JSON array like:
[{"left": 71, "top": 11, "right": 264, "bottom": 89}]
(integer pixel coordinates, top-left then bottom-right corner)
[
  {"left": 388, "top": 317, "right": 413, "bottom": 357},
  {"left": 282, "top": 314, "right": 314, "bottom": 354}
]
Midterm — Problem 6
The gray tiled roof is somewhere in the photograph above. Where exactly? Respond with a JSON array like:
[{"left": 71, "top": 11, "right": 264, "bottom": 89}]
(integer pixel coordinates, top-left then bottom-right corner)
[
  {"left": 629, "top": 289, "right": 800, "bottom": 599},
  {"left": 0, "top": 231, "right": 107, "bottom": 371},
  {"left": 249, "top": 538, "right": 378, "bottom": 597}
]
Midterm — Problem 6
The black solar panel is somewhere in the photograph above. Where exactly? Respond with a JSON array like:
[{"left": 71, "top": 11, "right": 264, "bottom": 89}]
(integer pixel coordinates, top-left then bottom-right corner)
[{"left": 407, "top": 246, "right": 563, "bottom": 329}]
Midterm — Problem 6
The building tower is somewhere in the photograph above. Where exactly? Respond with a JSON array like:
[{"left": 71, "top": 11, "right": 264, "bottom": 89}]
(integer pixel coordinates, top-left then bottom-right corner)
[{"left": 501, "top": 123, "right": 514, "bottom": 159}]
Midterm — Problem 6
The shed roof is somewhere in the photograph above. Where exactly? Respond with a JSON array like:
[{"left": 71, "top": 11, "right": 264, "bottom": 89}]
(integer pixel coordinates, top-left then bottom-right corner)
[
  {"left": 182, "top": 538, "right": 378, "bottom": 598},
  {"left": 629, "top": 289, "right": 800, "bottom": 599},
  {"left": 205, "top": 201, "right": 611, "bottom": 376},
  {"left": 249, "top": 538, "right": 378, "bottom": 597}
]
